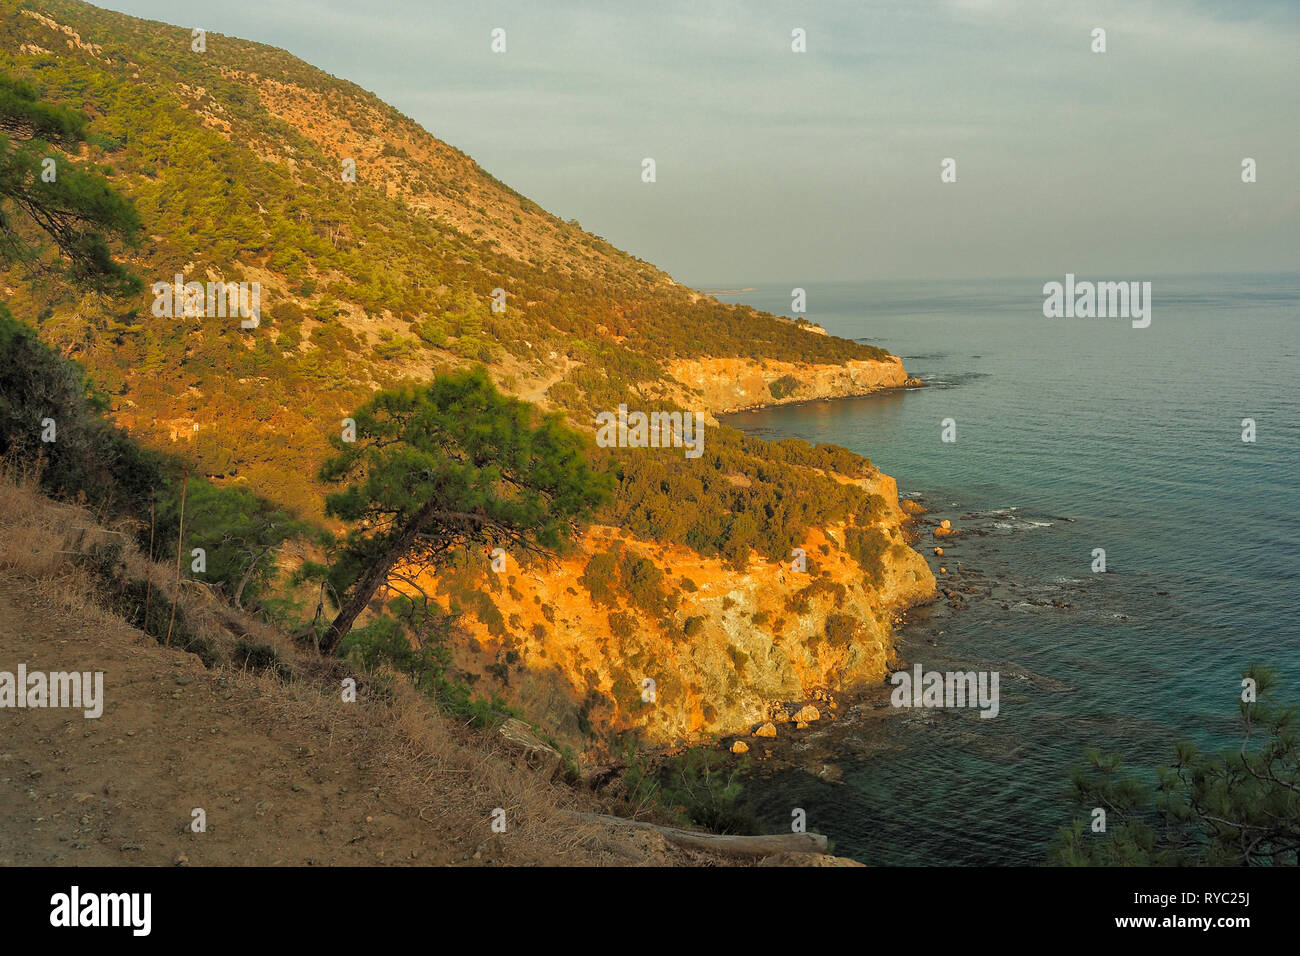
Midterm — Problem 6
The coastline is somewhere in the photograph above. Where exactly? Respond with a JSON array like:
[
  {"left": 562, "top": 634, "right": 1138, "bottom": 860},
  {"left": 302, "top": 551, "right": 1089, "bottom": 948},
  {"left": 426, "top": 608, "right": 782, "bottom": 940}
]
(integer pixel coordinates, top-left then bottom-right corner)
[
  {"left": 717, "top": 376, "right": 927, "bottom": 416},
  {"left": 668, "top": 354, "right": 925, "bottom": 417}
]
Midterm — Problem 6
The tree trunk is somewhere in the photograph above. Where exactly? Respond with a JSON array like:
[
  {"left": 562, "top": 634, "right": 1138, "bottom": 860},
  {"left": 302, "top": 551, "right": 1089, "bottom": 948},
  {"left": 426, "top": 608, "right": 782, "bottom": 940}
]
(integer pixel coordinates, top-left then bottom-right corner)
[
  {"left": 562, "top": 811, "right": 829, "bottom": 857},
  {"left": 318, "top": 503, "right": 434, "bottom": 655},
  {"left": 233, "top": 546, "right": 271, "bottom": 610}
]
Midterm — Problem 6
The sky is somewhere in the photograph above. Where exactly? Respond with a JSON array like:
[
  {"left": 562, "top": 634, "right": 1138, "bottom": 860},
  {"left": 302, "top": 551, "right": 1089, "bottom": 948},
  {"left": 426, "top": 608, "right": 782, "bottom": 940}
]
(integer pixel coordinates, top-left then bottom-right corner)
[{"left": 96, "top": 0, "right": 1300, "bottom": 284}]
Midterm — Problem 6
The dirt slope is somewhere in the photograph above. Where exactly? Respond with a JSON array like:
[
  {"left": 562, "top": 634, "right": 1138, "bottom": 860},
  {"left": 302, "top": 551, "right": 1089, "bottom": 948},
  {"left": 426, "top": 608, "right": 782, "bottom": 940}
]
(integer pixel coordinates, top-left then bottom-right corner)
[
  {"left": 0, "top": 577, "right": 420, "bottom": 865},
  {"left": 0, "top": 576, "right": 721, "bottom": 867}
]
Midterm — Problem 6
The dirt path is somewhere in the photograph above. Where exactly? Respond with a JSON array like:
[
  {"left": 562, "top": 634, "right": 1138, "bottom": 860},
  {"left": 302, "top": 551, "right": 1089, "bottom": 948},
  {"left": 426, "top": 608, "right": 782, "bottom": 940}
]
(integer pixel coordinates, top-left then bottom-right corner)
[{"left": 0, "top": 580, "right": 460, "bottom": 866}]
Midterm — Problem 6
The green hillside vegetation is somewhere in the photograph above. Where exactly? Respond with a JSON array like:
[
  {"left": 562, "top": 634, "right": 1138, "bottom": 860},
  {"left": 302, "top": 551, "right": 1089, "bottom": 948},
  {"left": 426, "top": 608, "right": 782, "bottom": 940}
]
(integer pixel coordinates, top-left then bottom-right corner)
[
  {"left": 0, "top": 0, "right": 899, "bottom": 623},
  {"left": 0, "top": 301, "right": 308, "bottom": 605}
]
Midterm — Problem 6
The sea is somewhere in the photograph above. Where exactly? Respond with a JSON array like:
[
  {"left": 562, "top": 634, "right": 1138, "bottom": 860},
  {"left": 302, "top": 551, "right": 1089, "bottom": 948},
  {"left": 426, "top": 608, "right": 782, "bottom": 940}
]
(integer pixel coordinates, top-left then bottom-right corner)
[{"left": 711, "top": 273, "right": 1300, "bottom": 865}]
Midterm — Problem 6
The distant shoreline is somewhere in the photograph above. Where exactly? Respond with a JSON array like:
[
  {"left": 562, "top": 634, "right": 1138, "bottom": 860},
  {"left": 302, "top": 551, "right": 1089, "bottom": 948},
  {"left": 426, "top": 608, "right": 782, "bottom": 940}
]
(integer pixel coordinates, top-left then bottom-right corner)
[{"left": 701, "top": 287, "right": 756, "bottom": 295}]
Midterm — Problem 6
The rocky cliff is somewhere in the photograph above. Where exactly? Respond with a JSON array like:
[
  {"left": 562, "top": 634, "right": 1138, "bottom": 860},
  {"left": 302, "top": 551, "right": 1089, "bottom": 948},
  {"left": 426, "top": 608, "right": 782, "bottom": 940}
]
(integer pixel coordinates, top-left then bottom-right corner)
[
  {"left": 401, "top": 465, "right": 935, "bottom": 753},
  {"left": 666, "top": 356, "right": 911, "bottom": 413}
]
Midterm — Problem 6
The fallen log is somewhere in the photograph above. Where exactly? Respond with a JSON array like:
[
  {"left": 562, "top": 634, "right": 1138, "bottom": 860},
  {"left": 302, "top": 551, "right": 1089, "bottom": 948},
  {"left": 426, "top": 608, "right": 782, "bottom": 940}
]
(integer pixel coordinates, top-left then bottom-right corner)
[{"left": 565, "top": 810, "right": 827, "bottom": 856}]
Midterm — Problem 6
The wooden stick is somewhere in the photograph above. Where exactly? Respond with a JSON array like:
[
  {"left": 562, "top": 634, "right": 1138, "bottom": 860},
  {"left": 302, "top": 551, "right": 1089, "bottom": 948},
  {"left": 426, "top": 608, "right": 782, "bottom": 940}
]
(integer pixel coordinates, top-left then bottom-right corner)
[
  {"left": 165, "top": 474, "right": 188, "bottom": 647},
  {"left": 143, "top": 500, "right": 155, "bottom": 630}
]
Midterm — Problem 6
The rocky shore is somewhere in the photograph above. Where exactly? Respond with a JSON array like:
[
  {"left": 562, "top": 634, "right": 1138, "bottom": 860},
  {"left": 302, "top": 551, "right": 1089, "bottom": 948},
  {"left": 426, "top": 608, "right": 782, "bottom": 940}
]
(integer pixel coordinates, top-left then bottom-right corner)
[
  {"left": 708, "top": 498, "right": 1079, "bottom": 777},
  {"left": 665, "top": 355, "right": 923, "bottom": 415}
]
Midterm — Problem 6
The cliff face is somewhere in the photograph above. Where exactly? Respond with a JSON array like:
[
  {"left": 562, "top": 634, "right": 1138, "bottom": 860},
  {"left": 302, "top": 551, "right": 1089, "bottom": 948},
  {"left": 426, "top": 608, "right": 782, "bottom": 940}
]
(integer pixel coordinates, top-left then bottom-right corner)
[
  {"left": 402, "top": 467, "right": 935, "bottom": 752},
  {"left": 3, "top": 1, "right": 937, "bottom": 757},
  {"left": 666, "top": 356, "right": 909, "bottom": 414}
]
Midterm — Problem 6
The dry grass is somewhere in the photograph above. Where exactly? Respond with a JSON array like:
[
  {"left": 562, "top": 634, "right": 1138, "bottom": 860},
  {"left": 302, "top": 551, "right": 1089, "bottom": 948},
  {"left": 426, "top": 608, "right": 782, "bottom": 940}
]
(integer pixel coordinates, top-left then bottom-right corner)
[
  {"left": 0, "top": 464, "right": 732, "bottom": 866},
  {"left": 0, "top": 463, "right": 136, "bottom": 623},
  {"left": 236, "top": 667, "right": 622, "bottom": 864},
  {"left": 0, "top": 459, "right": 289, "bottom": 658}
]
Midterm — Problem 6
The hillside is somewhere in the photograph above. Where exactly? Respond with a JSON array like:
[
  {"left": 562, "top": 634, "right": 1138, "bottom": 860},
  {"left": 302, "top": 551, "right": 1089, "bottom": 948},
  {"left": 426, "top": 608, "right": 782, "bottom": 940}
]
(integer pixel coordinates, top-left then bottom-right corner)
[
  {"left": 0, "top": 469, "right": 874, "bottom": 865},
  {"left": 0, "top": 0, "right": 935, "bottom": 753}
]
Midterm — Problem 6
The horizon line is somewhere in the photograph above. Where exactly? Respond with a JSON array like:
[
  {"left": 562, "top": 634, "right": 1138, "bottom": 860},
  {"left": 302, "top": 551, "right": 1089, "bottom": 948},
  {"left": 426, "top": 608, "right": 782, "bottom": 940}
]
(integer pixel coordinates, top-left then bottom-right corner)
[{"left": 689, "top": 268, "right": 1300, "bottom": 291}]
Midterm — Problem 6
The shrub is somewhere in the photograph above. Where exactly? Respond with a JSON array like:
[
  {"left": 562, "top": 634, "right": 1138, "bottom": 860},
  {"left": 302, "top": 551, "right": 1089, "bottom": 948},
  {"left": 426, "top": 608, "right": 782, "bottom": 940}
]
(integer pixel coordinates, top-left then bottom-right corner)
[
  {"left": 581, "top": 551, "right": 620, "bottom": 606},
  {"left": 339, "top": 610, "right": 515, "bottom": 728},
  {"left": 769, "top": 374, "right": 801, "bottom": 399},
  {"left": 786, "top": 578, "right": 847, "bottom": 614},
  {"left": 846, "top": 525, "right": 891, "bottom": 585},
  {"left": 659, "top": 748, "right": 756, "bottom": 835},
  {"left": 77, "top": 541, "right": 217, "bottom": 666},
  {"left": 620, "top": 553, "right": 668, "bottom": 615},
  {"left": 0, "top": 304, "right": 165, "bottom": 525},
  {"left": 608, "top": 610, "right": 637, "bottom": 640},
  {"left": 825, "top": 612, "right": 858, "bottom": 647},
  {"left": 232, "top": 639, "right": 291, "bottom": 679}
]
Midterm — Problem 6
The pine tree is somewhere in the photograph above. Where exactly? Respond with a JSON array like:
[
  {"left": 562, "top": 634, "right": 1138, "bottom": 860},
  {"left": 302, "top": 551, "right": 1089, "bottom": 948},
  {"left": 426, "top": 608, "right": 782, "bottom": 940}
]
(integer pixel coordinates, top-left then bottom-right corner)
[
  {"left": 317, "top": 366, "right": 611, "bottom": 654},
  {"left": 1052, "top": 664, "right": 1300, "bottom": 865},
  {"left": 0, "top": 72, "right": 140, "bottom": 295}
]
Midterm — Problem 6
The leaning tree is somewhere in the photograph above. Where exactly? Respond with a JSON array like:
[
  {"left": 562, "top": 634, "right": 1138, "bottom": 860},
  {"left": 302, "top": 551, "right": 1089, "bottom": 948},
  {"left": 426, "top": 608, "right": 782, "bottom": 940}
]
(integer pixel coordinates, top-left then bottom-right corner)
[{"left": 317, "top": 365, "right": 611, "bottom": 654}]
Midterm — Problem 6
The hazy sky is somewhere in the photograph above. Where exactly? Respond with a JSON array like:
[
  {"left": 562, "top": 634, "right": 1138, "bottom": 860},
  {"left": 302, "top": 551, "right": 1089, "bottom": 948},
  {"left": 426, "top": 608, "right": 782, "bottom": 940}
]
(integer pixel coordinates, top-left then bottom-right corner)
[{"left": 98, "top": 0, "right": 1299, "bottom": 284}]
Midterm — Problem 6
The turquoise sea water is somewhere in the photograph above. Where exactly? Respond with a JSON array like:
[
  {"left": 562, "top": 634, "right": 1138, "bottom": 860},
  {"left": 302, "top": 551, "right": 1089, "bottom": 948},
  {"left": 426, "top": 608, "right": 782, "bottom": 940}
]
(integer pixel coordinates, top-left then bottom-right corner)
[{"left": 714, "top": 273, "right": 1300, "bottom": 865}]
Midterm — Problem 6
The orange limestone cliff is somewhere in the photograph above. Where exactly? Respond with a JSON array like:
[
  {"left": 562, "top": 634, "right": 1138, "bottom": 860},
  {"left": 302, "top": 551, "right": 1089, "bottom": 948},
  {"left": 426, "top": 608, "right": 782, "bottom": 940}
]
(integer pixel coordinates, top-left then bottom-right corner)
[
  {"left": 396, "top": 466, "right": 935, "bottom": 752},
  {"left": 665, "top": 355, "right": 910, "bottom": 414}
]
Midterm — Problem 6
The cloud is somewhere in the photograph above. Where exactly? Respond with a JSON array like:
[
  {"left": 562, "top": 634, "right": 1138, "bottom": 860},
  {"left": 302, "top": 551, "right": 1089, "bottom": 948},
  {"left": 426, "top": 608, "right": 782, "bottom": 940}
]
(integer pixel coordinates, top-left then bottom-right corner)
[{"left": 94, "top": 0, "right": 1300, "bottom": 280}]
